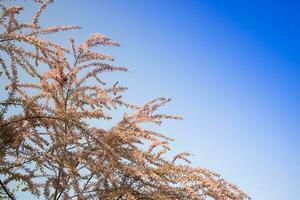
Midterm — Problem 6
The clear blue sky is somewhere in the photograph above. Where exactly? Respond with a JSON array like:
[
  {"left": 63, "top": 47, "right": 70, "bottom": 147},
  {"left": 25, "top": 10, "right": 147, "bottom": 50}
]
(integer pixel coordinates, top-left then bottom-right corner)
[{"left": 9, "top": 0, "right": 300, "bottom": 199}]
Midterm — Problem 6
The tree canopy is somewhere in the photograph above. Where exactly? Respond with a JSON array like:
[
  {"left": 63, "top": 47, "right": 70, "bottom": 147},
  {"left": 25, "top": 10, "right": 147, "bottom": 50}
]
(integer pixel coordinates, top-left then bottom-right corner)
[{"left": 0, "top": 1, "right": 250, "bottom": 199}]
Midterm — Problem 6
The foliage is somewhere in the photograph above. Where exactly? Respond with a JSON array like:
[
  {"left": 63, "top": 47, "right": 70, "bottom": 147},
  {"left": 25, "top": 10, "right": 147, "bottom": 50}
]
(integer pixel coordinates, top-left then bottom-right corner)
[{"left": 0, "top": 1, "right": 250, "bottom": 199}]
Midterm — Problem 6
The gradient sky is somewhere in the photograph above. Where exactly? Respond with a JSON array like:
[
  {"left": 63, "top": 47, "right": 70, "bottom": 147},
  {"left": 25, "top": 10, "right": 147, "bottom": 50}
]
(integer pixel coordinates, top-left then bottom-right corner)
[{"left": 7, "top": 0, "right": 300, "bottom": 199}]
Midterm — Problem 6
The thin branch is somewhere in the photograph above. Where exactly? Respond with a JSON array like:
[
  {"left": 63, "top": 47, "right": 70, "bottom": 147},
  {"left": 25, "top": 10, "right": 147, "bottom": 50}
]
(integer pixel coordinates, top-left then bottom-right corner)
[
  {"left": 82, "top": 174, "right": 94, "bottom": 192},
  {"left": 0, "top": 179, "right": 15, "bottom": 200},
  {"left": 0, "top": 115, "right": 69, "bottom": 128},
  {"left": 54, "top": 162, "right": 79, "bottom": 200}
]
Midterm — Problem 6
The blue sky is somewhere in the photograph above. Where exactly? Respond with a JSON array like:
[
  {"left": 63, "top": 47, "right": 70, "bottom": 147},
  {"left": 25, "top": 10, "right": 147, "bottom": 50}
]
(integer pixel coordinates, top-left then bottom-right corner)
[{"left": 7, "top": 0, "right": 300, "bottom": 199}]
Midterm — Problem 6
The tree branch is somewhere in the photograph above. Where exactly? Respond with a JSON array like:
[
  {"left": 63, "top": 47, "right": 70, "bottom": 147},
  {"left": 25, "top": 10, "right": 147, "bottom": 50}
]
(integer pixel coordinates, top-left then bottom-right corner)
[
  {"left": 0, "top": 179, "right": 15, "bottom": 200},
  {"left": 0, "top": 115, "right": 70, "bottom": 128}
]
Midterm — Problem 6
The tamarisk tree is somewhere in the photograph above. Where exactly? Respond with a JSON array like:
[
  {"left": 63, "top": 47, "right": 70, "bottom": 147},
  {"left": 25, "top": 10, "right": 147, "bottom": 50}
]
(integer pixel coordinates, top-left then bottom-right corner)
[{"left": 0, "top": 1, "right": 250, "bottom": 200}]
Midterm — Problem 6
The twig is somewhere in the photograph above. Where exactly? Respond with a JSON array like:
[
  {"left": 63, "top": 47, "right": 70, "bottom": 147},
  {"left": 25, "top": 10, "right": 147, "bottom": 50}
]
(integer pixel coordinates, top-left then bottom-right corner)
[{"left": 0, "top": 179, "right": 15, "bottom": 200}]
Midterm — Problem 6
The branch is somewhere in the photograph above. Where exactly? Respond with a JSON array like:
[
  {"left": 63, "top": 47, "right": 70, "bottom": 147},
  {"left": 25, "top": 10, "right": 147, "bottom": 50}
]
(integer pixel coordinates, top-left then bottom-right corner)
[
  {"left": 0, "top": 115, "right": 69, "bottom": 128},
  {"left": 82, "top": 174, "right": 94, "bottom": 192},
  {"left": 0, "top": 179, "right": 15, "bottom": 200},
  {"left": 54, "top": 162, "right": 80, "bottom": 200},
  {"left": 0, "top": 38, "right": 15, "bottom": 43}
]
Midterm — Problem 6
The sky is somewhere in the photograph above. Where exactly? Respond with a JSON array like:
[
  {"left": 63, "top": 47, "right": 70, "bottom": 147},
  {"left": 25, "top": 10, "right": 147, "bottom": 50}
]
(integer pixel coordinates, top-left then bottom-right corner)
[{"left": 4, "top": 0, "right": 300, "bottom": 199}]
